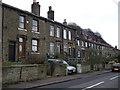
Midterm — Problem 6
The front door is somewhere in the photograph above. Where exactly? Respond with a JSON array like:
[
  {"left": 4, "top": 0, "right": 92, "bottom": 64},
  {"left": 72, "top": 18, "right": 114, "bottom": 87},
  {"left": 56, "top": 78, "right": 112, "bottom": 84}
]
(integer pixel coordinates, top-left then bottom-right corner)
[
  {"left": 9, "top": 41, "right": 16, "bottom": 62},
  {"left": 18, "top": 37, "right": 25, "bottom": 60}
]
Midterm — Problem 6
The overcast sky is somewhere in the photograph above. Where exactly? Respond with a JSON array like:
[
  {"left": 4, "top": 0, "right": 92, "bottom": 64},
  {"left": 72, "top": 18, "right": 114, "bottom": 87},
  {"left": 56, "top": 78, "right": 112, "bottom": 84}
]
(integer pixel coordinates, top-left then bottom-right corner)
[{"left": 2, "top": 0, "right": 119, "bottom": 48}]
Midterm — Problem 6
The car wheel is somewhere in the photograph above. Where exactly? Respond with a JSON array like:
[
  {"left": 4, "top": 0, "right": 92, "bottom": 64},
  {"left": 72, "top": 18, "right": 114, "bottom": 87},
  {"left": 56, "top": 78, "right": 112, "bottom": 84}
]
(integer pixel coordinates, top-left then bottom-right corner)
[{"left": 68, "top": 70, "right": 73, "bottom": 74}]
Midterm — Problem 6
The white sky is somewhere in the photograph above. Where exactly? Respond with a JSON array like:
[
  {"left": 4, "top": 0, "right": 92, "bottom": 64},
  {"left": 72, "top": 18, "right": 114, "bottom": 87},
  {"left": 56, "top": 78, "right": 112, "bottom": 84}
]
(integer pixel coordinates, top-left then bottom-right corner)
[{"left": 2, "top": 0, "right": 119, "bottom": 48}]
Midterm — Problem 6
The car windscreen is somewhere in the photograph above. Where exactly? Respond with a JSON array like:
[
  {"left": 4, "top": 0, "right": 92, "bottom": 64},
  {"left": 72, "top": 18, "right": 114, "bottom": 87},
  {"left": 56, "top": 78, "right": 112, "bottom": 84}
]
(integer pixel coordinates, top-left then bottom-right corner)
[{"left": 113, "top": 63, "right": 120, "bottom": 66}]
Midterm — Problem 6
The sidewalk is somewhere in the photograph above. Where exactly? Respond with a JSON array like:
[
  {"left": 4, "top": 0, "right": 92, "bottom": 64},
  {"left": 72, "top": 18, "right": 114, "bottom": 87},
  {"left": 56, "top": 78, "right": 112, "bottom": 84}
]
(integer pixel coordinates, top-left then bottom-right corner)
[{"left": 3, "top": 70, "right": 111, "bottom": 89}]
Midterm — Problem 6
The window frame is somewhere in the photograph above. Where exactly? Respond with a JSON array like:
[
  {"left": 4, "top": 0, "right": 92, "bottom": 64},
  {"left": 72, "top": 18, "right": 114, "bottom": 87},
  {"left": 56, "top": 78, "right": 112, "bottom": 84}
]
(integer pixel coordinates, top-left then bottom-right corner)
[
  {"left": 64, "top": 44, "right": 68, "bottom": 53},
  {"left": 57, "top": 43, "right": 61, "bottom": 54},
  {"left": 50, "top": 25, "right": 55, "bottom": 36},
  {"left": 32, "top": 19, "right": 39, "bottom": 32},
  {"left": 31, "top": 39, "right": 38, "bottom": 52},
  {"left": 68, "top": 31, "right": 72, "bottom": 40},
  {"left": 56, "top": 27, "right": 61, "bottom": 38},
  {"left": 82, "top": 41, "right": 84, "bottom": 47},
  {"left": 19, "top": 15, "right": 25, "bottom": 29},
  {"left": 78, "top": 51, "right": 81, "bottom": 57},
  {"left": 85, "top": 42, "right": 88, "bottom": 47},
  {"left": 50, "top": 42, "right": 55, "bottom": 55},
  {"left": 63, "top": 29, "right": 67, "bottom": 39},
  {"left": 77, "top": 40, "right": 80, "bottom": 46}
]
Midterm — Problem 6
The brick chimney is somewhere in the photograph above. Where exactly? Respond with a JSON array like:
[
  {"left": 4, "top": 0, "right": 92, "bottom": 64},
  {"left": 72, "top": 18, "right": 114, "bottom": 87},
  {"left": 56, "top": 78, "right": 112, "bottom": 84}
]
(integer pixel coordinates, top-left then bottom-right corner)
[
  {"left": 31, "top": 0, "right": 40, "bottom": 16},
  {"left": 63, "top": 19, "right": 67, "bottom": 25},
  {"left": 47, "top": 6, "right": 54, "bottom": 20}
]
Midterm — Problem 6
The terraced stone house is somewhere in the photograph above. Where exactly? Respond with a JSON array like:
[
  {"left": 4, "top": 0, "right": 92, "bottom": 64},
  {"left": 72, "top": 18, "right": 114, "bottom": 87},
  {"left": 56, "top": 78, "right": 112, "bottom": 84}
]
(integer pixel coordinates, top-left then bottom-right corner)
[
  {"left": 1, "top": 1, "right": 120, "bottom": 63},
  {"left": 1, "top": 1, "right": 76, "bottom": 63}
]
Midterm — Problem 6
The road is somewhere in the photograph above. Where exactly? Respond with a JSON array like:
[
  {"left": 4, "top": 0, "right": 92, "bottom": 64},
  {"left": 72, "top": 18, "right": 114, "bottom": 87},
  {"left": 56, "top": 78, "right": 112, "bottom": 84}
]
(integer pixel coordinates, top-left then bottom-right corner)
[{"left": 35, "top": 72, "right": 120, "bottom": 89}]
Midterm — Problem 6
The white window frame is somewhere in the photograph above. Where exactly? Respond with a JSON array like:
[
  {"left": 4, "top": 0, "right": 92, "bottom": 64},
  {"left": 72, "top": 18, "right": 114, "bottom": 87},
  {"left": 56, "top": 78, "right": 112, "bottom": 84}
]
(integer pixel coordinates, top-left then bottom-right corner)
[
  {"left": 19, "top": 16, "right": 25, "bottom": 29},
  {"left": 64, "top": 44, "right": 68, "bottom": 53},
  {"left": 57, "top": 43, "right": 61, "bottom": 54},
  {"left": 85, "top": 42, "right": 88, "bottom": 47},
  {"left": 50, "top": 25, "right": 54, "bottom": 36},
  {"left": 68, "top": 31, "right": 72, "bottom": 40},
  {"left": 82, "top": 41, "right": 84, "bottom": 47},
  {"left": 56, "top": 27, "right": 60, "bottom": 38},
  {"left": 89, "top": 43, "right": 91, "bottom": 47},
  {"left": 77, "top": 40, "right": 80, "bottom": 46},
  {"left": 91, "top": 43, "right": 93, "bottom": 48},
  {"left": 32, "top": 19, "right": 38, "bottom": 32},
  {"left": 50, "top": 43, "right": 54, "bottom": 55},
  {"left": 78, "top": 51, "right": 81, "bottom": 57},
  {"left": 32, "top": 39, "right": 38, "bottom": 52},
  {"left": 63, "top": 29, "right": 67, "bottom": 39}
]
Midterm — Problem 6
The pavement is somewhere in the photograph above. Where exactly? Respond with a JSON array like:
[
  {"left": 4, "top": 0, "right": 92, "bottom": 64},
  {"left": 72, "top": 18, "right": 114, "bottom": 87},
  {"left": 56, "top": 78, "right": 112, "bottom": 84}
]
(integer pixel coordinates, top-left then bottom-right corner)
[{"left": 2, "top": 70, "right": 111, "bottom": 89}]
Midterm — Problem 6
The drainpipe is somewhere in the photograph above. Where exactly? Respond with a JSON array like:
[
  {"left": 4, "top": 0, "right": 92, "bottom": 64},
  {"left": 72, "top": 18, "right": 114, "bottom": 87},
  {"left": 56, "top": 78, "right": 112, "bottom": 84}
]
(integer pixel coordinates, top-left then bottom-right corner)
[
  {"left": 0, "top": 1, "right": 2, "bottom": 90},
  {"left": 0, "top": 1, "right": 3, "bottom": 62}
]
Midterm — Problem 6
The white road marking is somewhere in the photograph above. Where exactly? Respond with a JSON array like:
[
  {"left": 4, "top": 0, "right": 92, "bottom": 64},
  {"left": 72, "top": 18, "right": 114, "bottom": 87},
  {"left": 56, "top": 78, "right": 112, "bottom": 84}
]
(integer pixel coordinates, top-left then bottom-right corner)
[
  {"left": 110, "top": 76, "right": 119, "bottom": 80},
  {"left": 82, "top": 81, "right": 104, "bottom": 90}
]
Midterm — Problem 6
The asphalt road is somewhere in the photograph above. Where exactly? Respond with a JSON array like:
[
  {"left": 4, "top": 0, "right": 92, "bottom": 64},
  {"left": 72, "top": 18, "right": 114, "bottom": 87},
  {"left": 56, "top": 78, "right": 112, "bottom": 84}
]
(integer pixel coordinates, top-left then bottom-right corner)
[{"left": 37, "top": 72, "right": 120, "bottom": 89}]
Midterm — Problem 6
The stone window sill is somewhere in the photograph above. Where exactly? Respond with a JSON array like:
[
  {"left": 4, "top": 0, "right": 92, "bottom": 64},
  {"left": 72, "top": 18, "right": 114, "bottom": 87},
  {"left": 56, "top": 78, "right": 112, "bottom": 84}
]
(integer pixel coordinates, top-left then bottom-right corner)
[
  {"left": 32, "top": 31, "right": 40, "bottom": 34},
  {"left": 18, "top": 28, "right": 27, "bottom": 31}
]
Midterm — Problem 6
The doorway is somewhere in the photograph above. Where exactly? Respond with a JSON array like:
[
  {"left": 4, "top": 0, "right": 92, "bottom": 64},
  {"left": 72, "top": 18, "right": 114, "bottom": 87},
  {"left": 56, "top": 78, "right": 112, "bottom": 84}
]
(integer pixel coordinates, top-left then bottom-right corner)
[{"left": 9, "top": 41, "right": 16, "bottom": 62}]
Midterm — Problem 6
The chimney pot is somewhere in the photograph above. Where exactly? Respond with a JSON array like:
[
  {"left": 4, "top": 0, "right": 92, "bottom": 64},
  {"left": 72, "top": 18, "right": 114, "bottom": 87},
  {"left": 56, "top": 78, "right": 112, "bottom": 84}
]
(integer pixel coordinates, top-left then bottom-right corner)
[
  {"left": 49, "top": 6, "right": 52, "bottom": 11},
  {"left": 33, "top": 0, "right": 37, "bottom": 2},
  {"left": 64, "top": 19, "right": 66, "bottom": 22},
  {"left": 63, "top": 19, "right": 67, "bottom": 25}
]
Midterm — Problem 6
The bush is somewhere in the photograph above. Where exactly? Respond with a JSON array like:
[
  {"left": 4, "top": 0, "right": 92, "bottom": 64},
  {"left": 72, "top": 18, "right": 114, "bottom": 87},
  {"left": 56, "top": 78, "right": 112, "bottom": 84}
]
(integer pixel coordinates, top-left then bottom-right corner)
[{"left": 26, "top": 54, "right": 45, "bottom": 64}]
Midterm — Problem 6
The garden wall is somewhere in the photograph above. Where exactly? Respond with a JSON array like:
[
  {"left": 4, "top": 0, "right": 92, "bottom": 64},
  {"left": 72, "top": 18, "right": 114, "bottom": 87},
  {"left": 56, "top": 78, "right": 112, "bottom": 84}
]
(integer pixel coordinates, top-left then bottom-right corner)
[
  {"left": 3, "top": 63, "right": 67, "bottom": 84},
  {"left": 47, "top": 62, "right": 67, "bottom": 76},
  {"left": 105, "top": 64, "right": 112, "bottom": 70},
  {"left": 77, "top": 64, "right": 91, "bottom": 73}
]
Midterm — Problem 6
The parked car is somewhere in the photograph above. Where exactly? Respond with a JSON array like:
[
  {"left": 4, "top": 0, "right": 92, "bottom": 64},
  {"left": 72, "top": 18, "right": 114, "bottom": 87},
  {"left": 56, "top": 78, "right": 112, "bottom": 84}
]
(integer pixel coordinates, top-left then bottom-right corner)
[
  {"left": 111, "top": 63, "right": 120, "bottom": 72},
  {"left": 48, "top": 59, "right": 76, "bottom": 74}
]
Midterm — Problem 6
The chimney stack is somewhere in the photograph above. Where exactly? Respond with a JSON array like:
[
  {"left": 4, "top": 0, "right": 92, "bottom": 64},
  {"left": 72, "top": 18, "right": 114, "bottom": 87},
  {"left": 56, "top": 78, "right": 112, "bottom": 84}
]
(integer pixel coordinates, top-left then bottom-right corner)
[
  {"left": 47, "top": 6, "right": 54, "bottom": 20},
  {"left": 63, "top": 19, "right": 67, "bottom": 25},
  {"left": 115, "top": 46, "right": 117, "bottom": 49},
  {"left": 31, "top": 0, "right": 40, "bottom": 16}
]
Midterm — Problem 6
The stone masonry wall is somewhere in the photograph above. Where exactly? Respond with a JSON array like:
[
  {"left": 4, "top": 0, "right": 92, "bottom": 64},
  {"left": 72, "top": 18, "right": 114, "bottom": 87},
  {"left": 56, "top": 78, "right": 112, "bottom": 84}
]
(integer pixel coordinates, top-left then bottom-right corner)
[
  {"left": 2, "top": 64, "right": 47, "bottom": 84},
  {"left": 2, "top": 63, "right": 67, "bottom": 84}
]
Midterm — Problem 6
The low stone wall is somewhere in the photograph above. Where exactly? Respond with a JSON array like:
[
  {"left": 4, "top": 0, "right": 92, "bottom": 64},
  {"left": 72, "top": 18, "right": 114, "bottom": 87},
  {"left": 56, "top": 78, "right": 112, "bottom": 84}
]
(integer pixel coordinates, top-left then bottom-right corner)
[
  {"left": 77, "top": 64, "right": 91, "bottom": 73},
  {"left": 3, "top": 63, "right": 67, "bottom": 84},
  {"left": 105, "top": 64, "right": 112, "bottom": 70},
  {"left": 2, "top": 64, "right": 47, "bottom": 84},
  {"left": 47, "top": 62, "right": 67, "bottom": 76},
  {"left": 93, "top": 64, "right": 104, "bottom": 71},
  {"left": 2, "top": 66, "right": 21, "bottom": 84}
]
